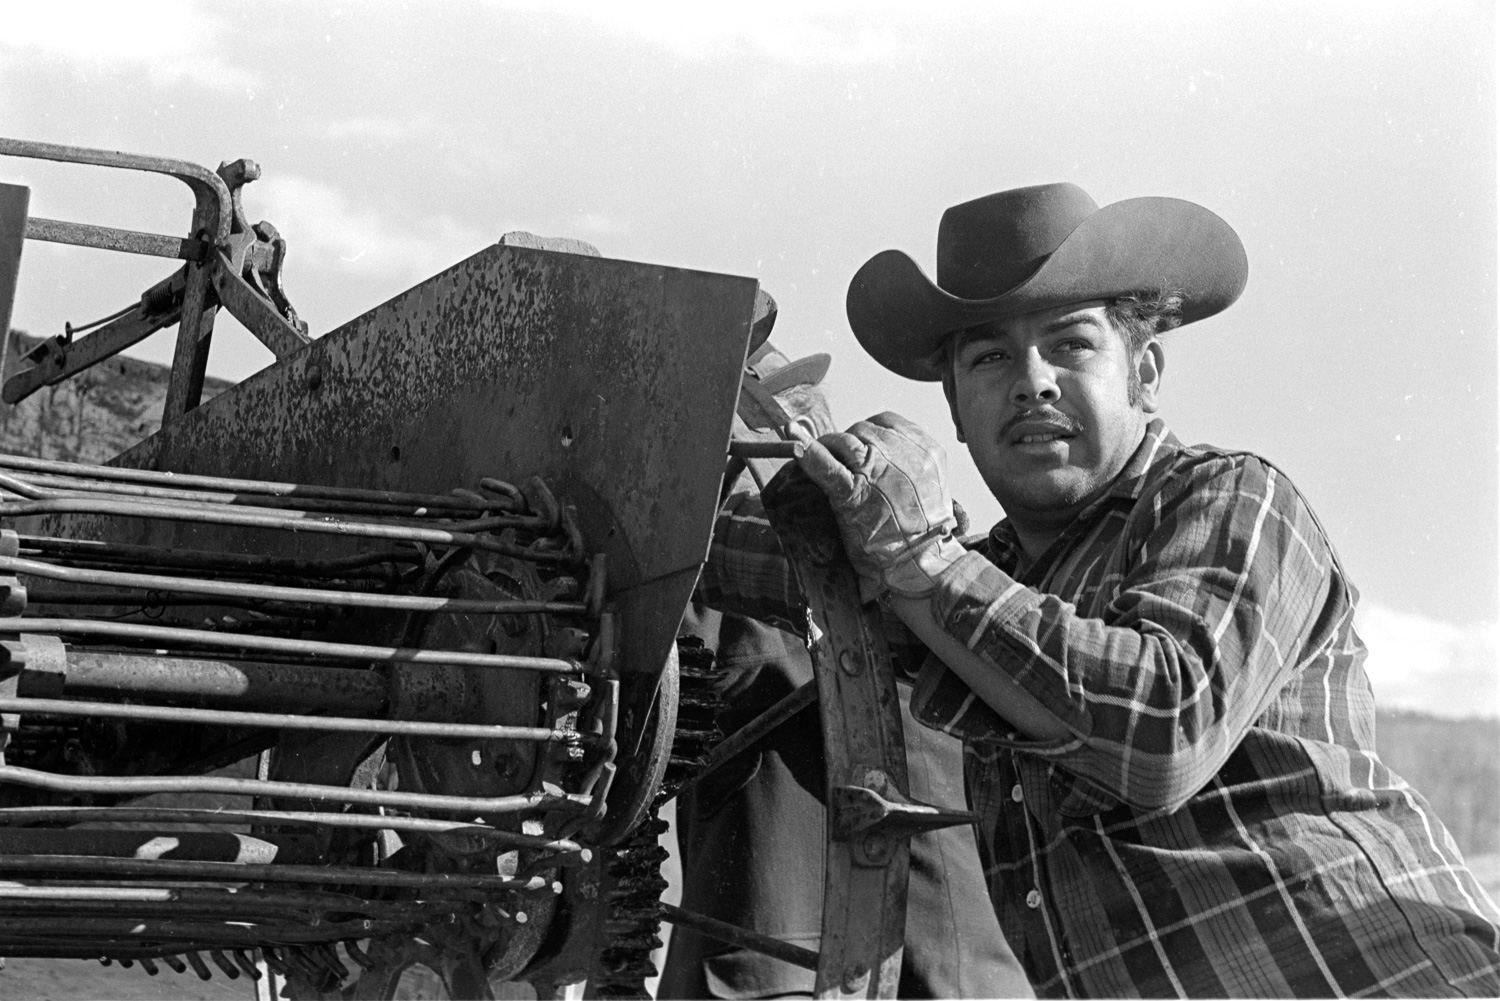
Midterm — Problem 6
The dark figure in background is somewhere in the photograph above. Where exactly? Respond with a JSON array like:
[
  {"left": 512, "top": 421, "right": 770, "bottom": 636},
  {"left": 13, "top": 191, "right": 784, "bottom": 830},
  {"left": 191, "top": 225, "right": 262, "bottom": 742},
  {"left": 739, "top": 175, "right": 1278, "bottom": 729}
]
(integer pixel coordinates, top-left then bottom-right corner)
[{"left": 657, "top": 342, "right": 1031, "bottom": 999}]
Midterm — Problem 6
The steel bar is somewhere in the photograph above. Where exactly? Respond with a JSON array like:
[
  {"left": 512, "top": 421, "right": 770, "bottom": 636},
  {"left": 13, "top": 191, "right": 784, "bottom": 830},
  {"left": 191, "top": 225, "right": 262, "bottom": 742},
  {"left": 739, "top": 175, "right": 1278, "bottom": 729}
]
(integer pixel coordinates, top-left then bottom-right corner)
[
  {"left": 1, "top": 297, "right": 182, "bottom": 405},
  {"left": 18, "top": 534, "right": 419, "bottom": 577},
  {"left": 0, "top": 853, "right": 555, "bottom": 890},
  {"left": 674, "top": 679, "right": 817, "bottom": 798},
  {"left": 0, "top": 915, "right": 409, "bottom": 946},
  {"left": 0, "top": 894, "right": 447, "bottom": 922},
  {"left": 0, "top": 452, "right": 509, "bottom": 512},
  {"left": 7, "top": 472, "right": 543, "bottom": 523},
  {"left": 2, "top": 555, "right": 586, "bottom": 616},
  {"left": 660, "top": 903, "right": 819, "bottom": 971},
  {"left": 726, "top": 440, "right": 805, "bottom": 460},
  {"left": 0, "top": 618, "right": 584, "bottom": 673},
  {"left": 0, "top": 697, "right": 584, "bottom": 744},
  {"left": 0, "top": 885, "right": 469, "bottom": 920},
  {"left": 0, "top": 495, "right": 574, "bottom": 563},
  {"left": 55, "top": 650, "right": 388, "bottom": 714},
  {"left": 0, "top": 827, "right": 322, "bottom": 864},
  {"left": 0, "top": 764, "right": 592, "bottom": 815},
  {"left": 0, "top": 137, "right": 232, "bottom": 245},
  {"left": 24, "top": 216, "right": 207, "bottom": 262},
  {"left": 0, "top": 806, "right": 586, "bottom": 853}
]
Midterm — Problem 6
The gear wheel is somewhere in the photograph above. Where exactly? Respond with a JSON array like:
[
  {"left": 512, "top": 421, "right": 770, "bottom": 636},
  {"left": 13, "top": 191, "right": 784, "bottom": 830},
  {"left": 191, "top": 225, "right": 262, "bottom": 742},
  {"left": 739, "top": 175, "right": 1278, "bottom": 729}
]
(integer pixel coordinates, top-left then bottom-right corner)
[{"left": 584, "top": 636, "right": 725, "bottom": 998}]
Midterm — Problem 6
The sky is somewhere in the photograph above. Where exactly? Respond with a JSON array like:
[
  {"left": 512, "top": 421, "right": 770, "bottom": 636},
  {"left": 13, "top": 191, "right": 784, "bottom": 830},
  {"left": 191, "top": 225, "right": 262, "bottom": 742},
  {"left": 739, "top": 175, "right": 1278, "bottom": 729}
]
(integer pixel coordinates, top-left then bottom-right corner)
[{"left": 0, "top": 0, "right": 1494, "bottom": 717}]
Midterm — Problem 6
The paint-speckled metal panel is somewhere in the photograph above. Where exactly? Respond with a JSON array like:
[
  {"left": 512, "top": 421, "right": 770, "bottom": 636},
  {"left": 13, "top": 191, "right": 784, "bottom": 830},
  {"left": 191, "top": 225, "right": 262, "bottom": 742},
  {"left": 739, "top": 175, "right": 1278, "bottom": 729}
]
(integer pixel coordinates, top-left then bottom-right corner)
[{"left": 105, "top": 245, "right": 759, "bottom": 678}]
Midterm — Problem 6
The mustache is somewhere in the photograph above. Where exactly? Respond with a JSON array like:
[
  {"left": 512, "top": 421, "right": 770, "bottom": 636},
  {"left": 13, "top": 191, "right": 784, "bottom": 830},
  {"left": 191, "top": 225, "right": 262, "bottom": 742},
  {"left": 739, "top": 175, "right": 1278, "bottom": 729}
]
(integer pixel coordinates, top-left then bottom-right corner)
[{"left": 1001, "top": 408, "right": 1083, "bottom": 438}]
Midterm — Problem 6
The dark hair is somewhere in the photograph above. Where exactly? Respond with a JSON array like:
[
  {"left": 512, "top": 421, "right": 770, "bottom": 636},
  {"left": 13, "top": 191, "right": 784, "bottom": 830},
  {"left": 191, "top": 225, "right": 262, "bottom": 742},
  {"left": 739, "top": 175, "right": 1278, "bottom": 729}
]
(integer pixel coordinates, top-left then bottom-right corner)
[{"left": 1103, "top": 288, "right": 1187, "bottom": 354}]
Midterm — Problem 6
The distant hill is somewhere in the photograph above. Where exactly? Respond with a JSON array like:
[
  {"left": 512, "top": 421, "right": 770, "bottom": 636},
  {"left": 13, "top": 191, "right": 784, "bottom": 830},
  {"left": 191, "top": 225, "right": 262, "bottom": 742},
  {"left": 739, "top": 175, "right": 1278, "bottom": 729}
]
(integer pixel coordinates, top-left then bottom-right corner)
[
  {"left": 1376, "top": 709, "right": 1498, "bottom": 857},
  {"left": 0, "top": 329, "right": 232, "bottom": 462}
]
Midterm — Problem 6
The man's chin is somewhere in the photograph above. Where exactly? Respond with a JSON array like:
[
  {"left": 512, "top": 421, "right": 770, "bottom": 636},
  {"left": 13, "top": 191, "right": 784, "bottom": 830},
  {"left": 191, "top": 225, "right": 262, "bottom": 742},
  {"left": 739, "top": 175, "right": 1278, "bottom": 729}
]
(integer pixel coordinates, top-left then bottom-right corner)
[{"left": 987, "top": 472, "right": 1093, "bottom": 515}]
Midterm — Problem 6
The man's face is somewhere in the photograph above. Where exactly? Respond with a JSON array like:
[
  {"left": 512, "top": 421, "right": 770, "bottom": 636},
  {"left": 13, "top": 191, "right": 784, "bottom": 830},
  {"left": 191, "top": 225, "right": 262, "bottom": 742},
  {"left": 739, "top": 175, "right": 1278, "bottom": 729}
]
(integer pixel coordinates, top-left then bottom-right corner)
[{"left": 950, "top": 301, "right": 1162, "bottom": 529}]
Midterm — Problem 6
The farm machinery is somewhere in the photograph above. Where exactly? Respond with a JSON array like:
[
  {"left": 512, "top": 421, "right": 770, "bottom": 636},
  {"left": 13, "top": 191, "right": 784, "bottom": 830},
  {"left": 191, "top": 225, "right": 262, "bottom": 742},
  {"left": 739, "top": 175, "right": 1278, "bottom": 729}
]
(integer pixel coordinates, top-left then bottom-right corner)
[{"left": 0, "top": 138, "right": 969, "bottom": 999}]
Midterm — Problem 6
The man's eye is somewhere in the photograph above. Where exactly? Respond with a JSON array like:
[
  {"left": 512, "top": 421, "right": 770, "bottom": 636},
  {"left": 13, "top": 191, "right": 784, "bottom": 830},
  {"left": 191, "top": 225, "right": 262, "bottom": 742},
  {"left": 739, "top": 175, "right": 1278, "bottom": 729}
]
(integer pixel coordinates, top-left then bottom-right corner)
[
  {"left": 1055, "top": 339, "right": 1091, "bottom": 354},
  {"left": 970, "top": 351, "right": 1008, "bottom": 367}
]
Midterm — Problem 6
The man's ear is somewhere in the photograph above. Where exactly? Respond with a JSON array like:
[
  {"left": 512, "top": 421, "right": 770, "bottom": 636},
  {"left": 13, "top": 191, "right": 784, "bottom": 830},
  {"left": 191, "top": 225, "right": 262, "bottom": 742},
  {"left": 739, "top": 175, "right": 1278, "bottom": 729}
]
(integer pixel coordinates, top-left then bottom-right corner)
[
  {"left": 1136, "top": 339, "right": 1164, "bottom": 413},
  {"left": 940, "top": 363, "right": 966, "bottom": 442}
]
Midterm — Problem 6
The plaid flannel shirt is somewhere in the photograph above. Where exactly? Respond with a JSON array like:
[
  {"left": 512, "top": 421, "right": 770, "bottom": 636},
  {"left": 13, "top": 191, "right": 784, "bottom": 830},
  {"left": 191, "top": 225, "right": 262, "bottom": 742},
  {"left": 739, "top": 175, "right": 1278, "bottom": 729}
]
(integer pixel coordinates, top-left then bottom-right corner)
[{"left": 698, "top": 419, "right": 1500, "bottom": 998}]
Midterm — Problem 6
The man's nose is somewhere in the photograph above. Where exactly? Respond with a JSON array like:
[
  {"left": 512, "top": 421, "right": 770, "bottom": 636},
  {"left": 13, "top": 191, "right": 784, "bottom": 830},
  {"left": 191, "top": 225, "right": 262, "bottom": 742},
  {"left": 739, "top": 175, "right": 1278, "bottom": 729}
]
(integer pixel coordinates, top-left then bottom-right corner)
[{"left": 1011, "top": 349, "right": 1059, "bottom": 404}]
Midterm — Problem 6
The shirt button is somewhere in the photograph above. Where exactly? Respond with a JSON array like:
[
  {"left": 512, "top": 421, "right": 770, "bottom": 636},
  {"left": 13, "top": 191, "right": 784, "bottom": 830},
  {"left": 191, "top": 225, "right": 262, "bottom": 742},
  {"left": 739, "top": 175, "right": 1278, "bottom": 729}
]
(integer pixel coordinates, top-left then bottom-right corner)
[
  {"left": 1011, "top": 784, "right": 1024, "bottom": 803},
  {"left": 1026, "top": 889, "right": 1042, "bottom": 909}
]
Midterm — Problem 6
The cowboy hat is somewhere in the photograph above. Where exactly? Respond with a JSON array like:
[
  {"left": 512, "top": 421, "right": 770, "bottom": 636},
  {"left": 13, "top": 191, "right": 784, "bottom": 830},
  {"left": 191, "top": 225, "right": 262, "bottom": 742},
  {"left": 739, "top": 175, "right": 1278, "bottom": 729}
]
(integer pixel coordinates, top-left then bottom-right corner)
[
  {"left": 846, "top": 182, "right": 1249, "bottom": 381},
  {"left": 747, "top": 340, "right": 831, "bottom": 394}
]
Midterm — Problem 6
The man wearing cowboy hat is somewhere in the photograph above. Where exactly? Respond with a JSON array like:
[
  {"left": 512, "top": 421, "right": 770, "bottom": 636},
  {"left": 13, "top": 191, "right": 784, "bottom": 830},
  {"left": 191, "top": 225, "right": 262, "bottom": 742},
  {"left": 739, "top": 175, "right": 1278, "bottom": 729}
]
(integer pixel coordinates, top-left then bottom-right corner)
[
  {"left": 662, "top": 336, "right": 1031, "bottom": 999},
  {"left": 700, "top": 184, "right": 1500, "bottom": 997}
]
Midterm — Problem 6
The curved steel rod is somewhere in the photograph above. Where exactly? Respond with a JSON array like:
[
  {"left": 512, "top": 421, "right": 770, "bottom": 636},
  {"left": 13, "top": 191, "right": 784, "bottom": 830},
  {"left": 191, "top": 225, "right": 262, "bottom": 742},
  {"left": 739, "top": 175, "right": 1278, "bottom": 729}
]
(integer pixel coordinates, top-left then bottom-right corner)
[
  {"left": 0, "top": 697, "right": 588, "bottom": 744},
  {"left": 0, "top": 618, "right": 584, "bottom": 673},
  {"left": 0, "top": 806, "right": 586, "bottom": 853},
  {"left": 0, "top": 764, "right": 592, "bottom": 815},
  {"left": 2, "top": 555, "right": 586, "bottom": 616}
]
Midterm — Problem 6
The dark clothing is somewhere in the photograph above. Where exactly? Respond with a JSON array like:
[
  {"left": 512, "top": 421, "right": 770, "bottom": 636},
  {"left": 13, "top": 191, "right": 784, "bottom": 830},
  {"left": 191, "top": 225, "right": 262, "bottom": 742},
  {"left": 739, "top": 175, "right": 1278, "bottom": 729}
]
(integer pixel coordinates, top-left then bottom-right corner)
[
  {"left": 699, "top": 420, "right": 1500, "bottom": 998},
  {"left": 658, "top": 606, "right": 1032, "bottom": 1000}
]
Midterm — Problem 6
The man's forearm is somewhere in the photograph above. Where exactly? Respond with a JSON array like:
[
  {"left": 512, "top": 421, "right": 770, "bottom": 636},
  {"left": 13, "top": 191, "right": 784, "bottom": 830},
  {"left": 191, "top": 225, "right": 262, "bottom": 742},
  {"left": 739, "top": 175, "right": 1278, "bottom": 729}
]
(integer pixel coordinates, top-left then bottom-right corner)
[{"left": 887, "top": 593, "right": 1074, "bottom": 742}]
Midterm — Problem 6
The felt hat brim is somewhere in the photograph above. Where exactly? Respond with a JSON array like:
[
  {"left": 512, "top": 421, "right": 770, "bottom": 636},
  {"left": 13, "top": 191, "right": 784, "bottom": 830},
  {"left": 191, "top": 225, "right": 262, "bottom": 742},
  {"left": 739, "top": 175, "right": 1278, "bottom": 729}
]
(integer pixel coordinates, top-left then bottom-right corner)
[
  {"left": 759, "top": 353, "right": 830, "bottom": 394},
  {"left": 846, "top": 196, "right": 1248, "bottom": 381}
]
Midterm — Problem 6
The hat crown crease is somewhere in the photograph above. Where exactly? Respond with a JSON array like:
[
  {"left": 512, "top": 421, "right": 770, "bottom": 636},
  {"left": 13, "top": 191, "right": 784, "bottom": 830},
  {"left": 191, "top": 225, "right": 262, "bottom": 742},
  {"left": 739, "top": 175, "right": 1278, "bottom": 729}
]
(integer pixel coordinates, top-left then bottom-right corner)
[{"left": 936, "top": 183, "right": 1098, "bottom": 300}]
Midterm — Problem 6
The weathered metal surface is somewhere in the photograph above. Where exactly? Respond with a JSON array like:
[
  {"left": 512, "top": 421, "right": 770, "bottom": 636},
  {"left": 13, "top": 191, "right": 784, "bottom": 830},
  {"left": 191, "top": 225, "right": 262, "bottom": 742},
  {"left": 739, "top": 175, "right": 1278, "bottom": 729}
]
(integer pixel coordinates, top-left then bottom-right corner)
[
  {"left": 23, "top": 216, "right": 207, "bottom": 262},
  {"left": 89, "top": 244, "right": 757, "bottom": 683},
  {"left": 0, "top": 182, "right": 27, "bottom": 341}
]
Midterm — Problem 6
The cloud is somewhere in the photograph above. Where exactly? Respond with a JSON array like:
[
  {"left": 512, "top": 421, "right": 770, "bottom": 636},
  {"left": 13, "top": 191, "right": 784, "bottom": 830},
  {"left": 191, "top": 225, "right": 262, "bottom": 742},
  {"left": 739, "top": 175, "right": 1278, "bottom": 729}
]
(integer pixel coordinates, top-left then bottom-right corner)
[
  {"left": 0, "top": 0, "right": 257, "bottom": 90},
  {"left": 320, "top": 116, "right": 419, "bottom": 144},
  {"left": 1355, "top": 603, "right": 1498, "bottom": 719},
  {"left": 240, "top": 173, "right": 493, "bottom": 285},
  {"left": 487, "top": 0, "right": 914, "bottom": 64}
]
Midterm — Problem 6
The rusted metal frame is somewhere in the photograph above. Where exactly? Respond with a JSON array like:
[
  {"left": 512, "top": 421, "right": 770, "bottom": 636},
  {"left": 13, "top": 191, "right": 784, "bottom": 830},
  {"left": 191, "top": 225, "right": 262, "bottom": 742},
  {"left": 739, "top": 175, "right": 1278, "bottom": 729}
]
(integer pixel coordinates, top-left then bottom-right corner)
[
  {"left": 0, "top": 697, "right": 589, "bottom": 744},
  {"left": 0, "top": 617, "right": 586, "bottom": 672},
  {"left": 0, "top": 276, "right": 185, "bottom": 405},
  {"left": 0, "top": 852, "right": 557, "bottom": 891},
  {"left": 0, "top": 763, "right": 593, "bottom": 816},
  {"left": 0, "top": 496, "right": 579, "bottom": 564},
  {"left": 17, "top": 534, "right": 420, "bottom": 578},
  {"left": 0, "top": 454, "right": 509, "bottom": 512},
  {"left": 208, "top": 248, "right": 311, "bottom": 360},
  {"left": 0, "top": 806, "right": 586, "bottom": 853},
  {"left": 23, "top": 216, "right": 207, "bottom": 262},
  {"left": 660, "top": 902, "right": 819, "bottom": 971},
  {"left": 0, "top": 138, "right": 239, "bottom": 422},
  {"left": 2, "top": 554, "right": 587, "bottom": 616},
  {"left": 52, "top": 650, "right": 389, "bottom": 716},
  {"left": 672, "top": 678, "right": 817, "bottom": 798}
]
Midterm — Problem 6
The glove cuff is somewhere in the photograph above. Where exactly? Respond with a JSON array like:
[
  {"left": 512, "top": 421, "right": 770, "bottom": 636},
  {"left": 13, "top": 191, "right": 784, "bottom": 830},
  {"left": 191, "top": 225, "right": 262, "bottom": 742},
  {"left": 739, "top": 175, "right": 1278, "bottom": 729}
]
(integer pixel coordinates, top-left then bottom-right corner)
[{"left": 880, "top": 533, "right": 969, "bottom": 600}]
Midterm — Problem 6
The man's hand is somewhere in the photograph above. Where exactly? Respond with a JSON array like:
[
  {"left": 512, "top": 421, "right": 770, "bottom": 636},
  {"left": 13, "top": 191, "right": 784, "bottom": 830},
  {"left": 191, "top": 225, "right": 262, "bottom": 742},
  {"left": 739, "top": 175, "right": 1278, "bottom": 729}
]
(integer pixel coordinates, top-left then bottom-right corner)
[{"left": 787, "top": 412, "right": 968, "bottom": 600}]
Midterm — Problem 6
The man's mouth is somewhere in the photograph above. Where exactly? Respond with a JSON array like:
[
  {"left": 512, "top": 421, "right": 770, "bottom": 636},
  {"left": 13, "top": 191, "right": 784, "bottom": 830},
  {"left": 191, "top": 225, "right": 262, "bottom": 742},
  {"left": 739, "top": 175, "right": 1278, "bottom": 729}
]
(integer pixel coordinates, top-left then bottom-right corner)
[{"left": 1003, "top": 410, "right": 1082, "bottom": 445}]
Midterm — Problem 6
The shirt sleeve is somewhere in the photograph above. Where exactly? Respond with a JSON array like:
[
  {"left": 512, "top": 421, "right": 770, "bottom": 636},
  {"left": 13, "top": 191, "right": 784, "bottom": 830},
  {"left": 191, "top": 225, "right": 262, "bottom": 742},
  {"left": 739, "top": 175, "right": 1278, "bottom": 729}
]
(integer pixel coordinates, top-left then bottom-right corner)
[
  {"left": 910, "top": 453, "right": 1353, "bottom": 813},
  {"left": 695, "top": 486, "right": 931, "bottom": 678}
]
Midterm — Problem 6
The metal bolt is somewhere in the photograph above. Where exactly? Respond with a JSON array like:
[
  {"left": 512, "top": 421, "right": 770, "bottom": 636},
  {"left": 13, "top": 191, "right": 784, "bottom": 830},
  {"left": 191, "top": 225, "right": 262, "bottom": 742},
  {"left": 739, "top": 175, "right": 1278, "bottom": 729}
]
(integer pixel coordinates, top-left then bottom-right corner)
[
  {"left": 305, "top": 365, "right": 322, "bottom": 390},
  {"left": 838, "top": 648, "right": 861, "bottom": 676},
  {"left": 863, "top": 834, "right": 890, "bottom": 862}
]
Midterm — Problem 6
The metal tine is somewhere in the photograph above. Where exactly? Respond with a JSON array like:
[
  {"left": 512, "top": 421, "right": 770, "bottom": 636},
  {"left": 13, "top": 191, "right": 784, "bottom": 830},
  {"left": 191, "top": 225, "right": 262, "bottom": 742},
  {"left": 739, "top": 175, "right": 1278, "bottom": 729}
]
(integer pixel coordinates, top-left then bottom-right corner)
[
  {"left": 185, "top": 951, "right": 213, "bottom": 981},
  {"left": 0, "top": 495, "right": 579, "bottom": 564},
  {"left": 161, "top": 953, "right": 188, "bottom": 974},
  {"left": 0, "top": 617, "right": 585, "bottom": 672},
  {"left": 210, "top": 949, "right": 241, "bottom": 979},
  {"left": 0, "top": 806, "right": 586, "bottom": 853},
  {"left": 0, "top": 761, "right": 593, "bottom": 815},
  {"left": 9, "top": 471, "right": 498, "bottom": 520},
  {"left": 1, "top": 554, "right": 587, "bottom": 615},
  {"left": 0, "top": 451, "right": 517, "bottom": 513},
  {"left": 232, "top": 949, "right": 262, "bottom": 980},
  {"left": 139, "top": 957, "right": 161, "bottom": 976},
  {"left": 0, "top": 697, "right": 591, "bottom": 743}
]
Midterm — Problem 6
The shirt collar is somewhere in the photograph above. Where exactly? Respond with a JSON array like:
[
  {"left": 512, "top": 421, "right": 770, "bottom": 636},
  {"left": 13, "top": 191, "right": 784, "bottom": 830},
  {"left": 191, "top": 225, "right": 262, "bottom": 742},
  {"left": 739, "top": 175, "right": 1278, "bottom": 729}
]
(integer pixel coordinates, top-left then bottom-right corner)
[{"left": 985, "top": 418, "right": 1183, "bottom": 565}]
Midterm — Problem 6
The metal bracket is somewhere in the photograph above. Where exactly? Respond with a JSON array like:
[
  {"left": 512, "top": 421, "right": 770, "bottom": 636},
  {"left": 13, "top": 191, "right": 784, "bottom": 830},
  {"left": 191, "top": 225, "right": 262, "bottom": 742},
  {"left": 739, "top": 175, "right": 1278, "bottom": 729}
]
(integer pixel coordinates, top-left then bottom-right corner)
[{"left": 832, "top": 768, "right": 977, "bottom": 867}]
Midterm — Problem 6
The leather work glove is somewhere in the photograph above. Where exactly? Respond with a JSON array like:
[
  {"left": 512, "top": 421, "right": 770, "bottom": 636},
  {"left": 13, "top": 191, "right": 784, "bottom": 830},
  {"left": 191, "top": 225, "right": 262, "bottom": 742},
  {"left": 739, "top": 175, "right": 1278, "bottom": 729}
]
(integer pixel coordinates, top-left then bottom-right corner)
[{"left": 786, "top": 412, "right": 968, "bottom": 600}]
